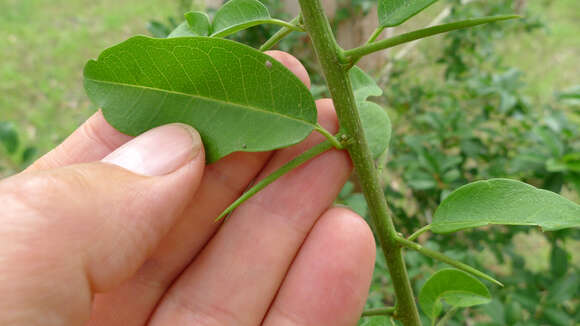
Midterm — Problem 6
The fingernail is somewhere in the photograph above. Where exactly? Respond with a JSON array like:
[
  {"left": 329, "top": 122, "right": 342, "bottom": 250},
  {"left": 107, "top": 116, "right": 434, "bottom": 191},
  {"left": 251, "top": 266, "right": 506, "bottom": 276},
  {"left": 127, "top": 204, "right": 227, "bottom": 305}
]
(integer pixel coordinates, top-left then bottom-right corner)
[{"left": 102, "top": 124, "right": 202, "bottom": 176}]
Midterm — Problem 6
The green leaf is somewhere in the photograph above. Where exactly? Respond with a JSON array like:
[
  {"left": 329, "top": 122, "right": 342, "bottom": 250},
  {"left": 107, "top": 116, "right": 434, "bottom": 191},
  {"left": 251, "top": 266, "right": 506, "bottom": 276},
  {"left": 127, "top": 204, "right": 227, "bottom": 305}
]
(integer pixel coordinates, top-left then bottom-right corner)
[
  {"left": 0, "top": 122, "right": 19, "bottom": 154},
  {"left": 211, "top": 0, "right": 285, "bottom": 38},
  {"left": 344, "top": 193, "right": 368, "bottom": 217},
  {"left": 550, "top": 245, "right": 569, "bottom": 278},
  {"left": 84, "top": 36, "right": 317, "bottom": 163},
  {"left": 359, "top": 101, "right": 391, "bottom": 159},
  {"left": 418, "top": 269, "right": 491, "bottom": 321},
  {"left": 185, "top": 11, "right": 211, "bottom": 36},
  {"left": 378, "top": 0, "right": 438, "bottom": 27},
  {"left": 349, "top": 66, "right": 390, "bottom": 159},
  {"left": 167, "top": 21, "right": 198, "bottom": 38},
  {"left": 147, "top": 20, "right": 172, "bottom": 38},
  {"left": 349, "top": 66, "right": 383, "bottom": 103},
  {"left": 432, "top": 179, "right": 580, "bottom": 233}
]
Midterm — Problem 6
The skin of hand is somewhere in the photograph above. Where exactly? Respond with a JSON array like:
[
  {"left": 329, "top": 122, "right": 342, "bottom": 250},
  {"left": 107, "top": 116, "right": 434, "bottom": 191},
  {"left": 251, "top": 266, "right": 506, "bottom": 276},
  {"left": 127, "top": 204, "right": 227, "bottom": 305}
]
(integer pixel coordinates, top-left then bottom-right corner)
[{"left": 0, "top": 51, "right": 376, "bottom": 326}]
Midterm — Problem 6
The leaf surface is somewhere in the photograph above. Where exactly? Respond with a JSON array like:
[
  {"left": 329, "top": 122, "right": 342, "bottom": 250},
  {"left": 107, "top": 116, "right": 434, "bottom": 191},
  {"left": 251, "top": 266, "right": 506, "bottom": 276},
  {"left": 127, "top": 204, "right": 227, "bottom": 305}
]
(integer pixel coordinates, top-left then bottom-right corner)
[
  {"left": 432, "top": 179, "right": 580, "bottom": 233},
  {"left": 349, "top": 66, "right": 383, "bottom": 102},
  {"left": 359, "top": 101, "right": 391, "bottom": 159},
  {"left": 167, "top": 22, "right": 197, "bottom": 38},
  {"left": 211, "top": 0, "right": 271, "bottom": 37},
  {"left": 419, "top": 269, "right": 491, "bottom": 320},
  {"left": 185, "top": 11, "right": 211, "bottom": 36},
  {"left": 84, "top": 36, "right": 317, "bottom": 163},
  {"left": 349, "top": 66, "right": 391, "bottom": 159},
  {"left": 378, "top": 0, "right": 438, "bottom": 27}
]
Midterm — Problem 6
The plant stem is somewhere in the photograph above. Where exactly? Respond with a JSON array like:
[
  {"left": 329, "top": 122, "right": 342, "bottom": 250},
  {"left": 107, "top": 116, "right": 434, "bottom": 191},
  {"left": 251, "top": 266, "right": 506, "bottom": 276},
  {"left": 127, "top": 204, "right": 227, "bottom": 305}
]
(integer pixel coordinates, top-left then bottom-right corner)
[
  {"left": 314, "top": 124, "right": 343, "bottom": 149},
  {"left": 435, "top": 307, "right": 458, "bottom": 326},
  {"left": 298, "top": 1, "right": 421, "bottom": 325},
  {"left": 215, "top": 141, "right": 333, "bottom": 221},
  {"left": 342, "top": 15, "right": 519, "bottom": 63},
  {"left": 260, "top": 15, "right": 302, "bottom": 52},
  {"left": 347, "top": 26, "right": 385, "bottom": 70},
  {"left": 407, "top": 224, "right": 432, "bottom": 242},
  {"left": 362, "top": 306, "right": 397, "bottom": 317},
  {"left": 396, "top": 237, "right": 503, "bottom": 286}
]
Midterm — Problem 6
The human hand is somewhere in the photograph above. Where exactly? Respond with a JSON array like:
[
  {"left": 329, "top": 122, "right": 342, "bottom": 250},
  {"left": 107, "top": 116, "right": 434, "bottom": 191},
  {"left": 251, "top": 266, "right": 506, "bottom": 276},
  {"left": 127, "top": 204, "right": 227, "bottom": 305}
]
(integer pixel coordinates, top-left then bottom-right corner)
[{"left": 0, "top": 52, "right": 375, "bottom": 326}]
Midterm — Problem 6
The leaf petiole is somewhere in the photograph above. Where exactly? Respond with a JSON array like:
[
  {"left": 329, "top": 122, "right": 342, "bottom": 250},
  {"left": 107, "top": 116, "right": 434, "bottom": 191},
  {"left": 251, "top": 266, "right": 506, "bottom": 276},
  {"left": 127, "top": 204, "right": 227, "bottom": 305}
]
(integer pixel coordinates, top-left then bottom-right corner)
[
  {"left": 407, "top": 224, "right": 432, "bottom": 242},
  {"left": 212, "top": 18, "right": 304, "bottom": 38},
  {"left": 341, "top": 15, "right": 520, "bottom": 64},
  {"left": 215, "top": 140, "right": 334, "bottom": 221},
  {"left": 260, "top": 15, "right": 303, "bottom": 52},
  {"left": 396, "top": 237, "right": 503, "bottom": 287},
  {"left": 361, "top": 306, "right": 397, "bottom": 317},
  {"left": 314, "top": 124, "right": 344, "bottom": 149}
]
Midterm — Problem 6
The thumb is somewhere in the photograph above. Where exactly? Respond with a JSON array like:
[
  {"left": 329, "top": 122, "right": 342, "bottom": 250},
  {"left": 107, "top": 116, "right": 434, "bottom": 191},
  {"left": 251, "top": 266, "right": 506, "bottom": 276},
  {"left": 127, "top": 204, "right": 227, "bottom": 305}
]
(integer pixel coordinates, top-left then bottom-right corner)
[{"left": 0, "top": 124, "right": 204, "bottom": 325}]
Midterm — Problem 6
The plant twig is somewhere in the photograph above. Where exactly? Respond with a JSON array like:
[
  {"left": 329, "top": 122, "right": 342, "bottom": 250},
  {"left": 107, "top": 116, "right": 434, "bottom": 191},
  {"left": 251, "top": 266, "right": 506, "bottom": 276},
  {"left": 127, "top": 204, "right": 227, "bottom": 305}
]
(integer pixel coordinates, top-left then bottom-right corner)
[
  {"left": 408, "top": 225, "right": 432, "bottom": 242},
  {"left": 362, "top": 306, "right": 397, "bottom": 317},
  {"left": 342, "top": 15, "right": 519, "bottom": 64},
  {"left": 298, "top": 1, "right": 422, "bottom": 324},
  {"left": 260, "top": 15, "right": 302, "bottom": 51},
  {"left": 346, "top": 26, "right": 386, "bottom": 70},
  {"left": 314, "top": 124, "right": 344, "bottom": 149},
  {"left": 396, "top": 237, "right": 503, "bottom": 286},
  {"left": 215, "top": 140, "right": 333, "bottom": 221}
]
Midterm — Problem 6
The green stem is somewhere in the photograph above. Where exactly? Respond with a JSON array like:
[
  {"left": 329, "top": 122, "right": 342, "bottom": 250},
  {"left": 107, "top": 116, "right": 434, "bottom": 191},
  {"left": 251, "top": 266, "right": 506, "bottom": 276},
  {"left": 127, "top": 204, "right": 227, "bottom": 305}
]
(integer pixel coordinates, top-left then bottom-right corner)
[
  {"left": 342, "top": 15, "right": 519, "bottom": 63},
  {"left": 211, "top": 18, "right": 304, "bottom": 38},
  {"left": 407, "top": 224, "right": 432, "bottom": 242},
  {"left": 347, "top": 26, "right": 385, "bottom": 70},
  {"left": 396, "top": 237, "right": 503, "bottom": 287},
  {"left": 435, "top": 307, "right": 458, "bottom": 326},
  {"left": 362, "top": 306, "right": 396, "bottom": 317},
  {"left": 298, "top": 1, "right": 421, "bottom": 325},
  {"left": 314, "top": 124, "right": 343, "bottom": 149},
  {"left": 260, "top": 15, "right": 302, "bottom": 52},
  {"left": 215, "top": 141, "right": 333, "bottom": 221}
]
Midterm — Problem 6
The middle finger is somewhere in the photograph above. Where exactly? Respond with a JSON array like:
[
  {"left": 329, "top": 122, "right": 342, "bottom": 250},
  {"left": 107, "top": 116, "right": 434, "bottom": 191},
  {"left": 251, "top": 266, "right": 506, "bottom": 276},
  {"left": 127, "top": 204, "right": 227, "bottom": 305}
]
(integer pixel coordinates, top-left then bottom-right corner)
[{"left": 148, "top": 99, "right": 352, "bottom": 325}]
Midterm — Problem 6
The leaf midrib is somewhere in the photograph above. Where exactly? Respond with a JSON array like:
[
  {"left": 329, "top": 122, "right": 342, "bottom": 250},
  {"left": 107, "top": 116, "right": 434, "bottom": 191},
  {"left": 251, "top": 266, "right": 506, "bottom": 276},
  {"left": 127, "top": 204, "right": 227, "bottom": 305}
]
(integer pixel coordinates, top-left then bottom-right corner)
[{"left": 86, "top": 77, "right": 315, "bottom": 127}]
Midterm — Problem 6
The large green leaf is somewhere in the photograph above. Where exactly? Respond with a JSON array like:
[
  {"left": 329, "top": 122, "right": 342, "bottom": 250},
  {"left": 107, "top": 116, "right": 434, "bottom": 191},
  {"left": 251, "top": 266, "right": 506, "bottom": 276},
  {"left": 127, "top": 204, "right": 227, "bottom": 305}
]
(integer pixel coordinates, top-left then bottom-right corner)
[
  {"left": 419, "top": 269, "right": 491, "bottom": 321},
  {"left": 211, "top": 0, "right": 272, "bottom": 38},
  {"left": 378, "top": 0, "right": 438, "bottom": 27},
  {"left": 84, "top": 36, "right": 317, "bottom": 163},
  {"left": 432, "top": 179, "right": 580, "bottom": 233}
]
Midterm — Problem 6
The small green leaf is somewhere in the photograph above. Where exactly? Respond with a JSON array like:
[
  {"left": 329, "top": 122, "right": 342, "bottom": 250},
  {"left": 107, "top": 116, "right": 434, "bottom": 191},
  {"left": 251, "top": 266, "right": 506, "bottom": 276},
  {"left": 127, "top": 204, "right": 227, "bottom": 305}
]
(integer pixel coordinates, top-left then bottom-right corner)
[
  {"left": 344, "top": 193, "right": 368, "bottom": 217},
  {"left": 147, "top": 20, "right": 172, "bottom": 38},
  {"left": 359, "top": 101, "right": 391, "bottom": 159},
  {"left": 167, "top": 21, "right": 197, "bottom": 38},
  {"left": 378, "top": 0, "right": 438, "bottom": 27},
  {"left": 432, "top": 179, "right": 580, "bottom": 233},
  {"left": 84, "top": 36, "right": 317, "bottom": 163},
  {"left": 349, "top": 66, "right": 390, "bottom": 159},
  {"left": 211, "top": 0, "right": 271, "bottom": 37},
  {"left": 185, "top": 11, "right": 211, "bottom": 36},
  {"left": 418, "top": 269, "right": 491, "bottom": 321},
  {"left": 0, "top": 122, "right": 19, "bottom": 154},
  {"left": 349, "top": 66, "right": 383, "bottom": 103}
]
